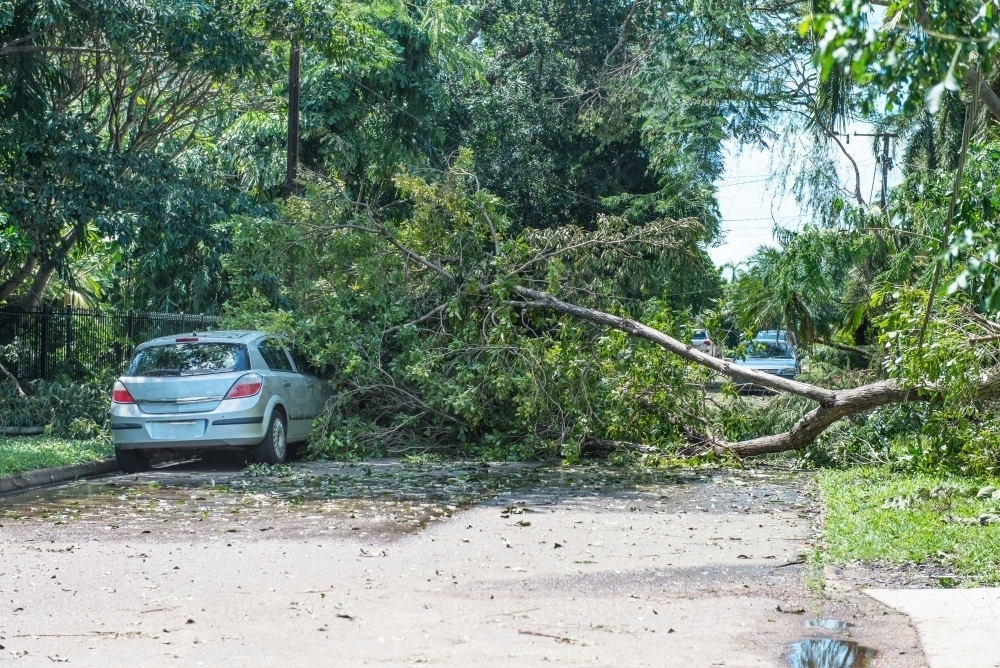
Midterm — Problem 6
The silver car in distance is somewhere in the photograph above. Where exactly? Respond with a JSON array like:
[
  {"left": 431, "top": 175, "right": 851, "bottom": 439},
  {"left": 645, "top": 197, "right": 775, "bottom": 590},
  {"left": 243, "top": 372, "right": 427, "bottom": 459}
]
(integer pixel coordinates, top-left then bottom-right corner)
[
  {"left": 109, "top": 331, "right": 329, "bottom": 473},
  {"left": 731, "top": 329, "right": 800, "bottom": 392}
]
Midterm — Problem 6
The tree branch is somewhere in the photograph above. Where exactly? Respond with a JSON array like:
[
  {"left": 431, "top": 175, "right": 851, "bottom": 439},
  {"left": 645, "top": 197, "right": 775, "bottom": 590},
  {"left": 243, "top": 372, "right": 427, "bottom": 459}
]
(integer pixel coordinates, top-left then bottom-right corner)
[
  {"left": 964, "top": 67, "right": 1000, "bottom": 121},
  {"left": 816, "top": 338, "right": 873, "bottom": 358},
  {"left": 511, "top": 286, "right": 836, "bottom": 404},
  {"left": 508, "top": 286, "right": 1000, "bottom": 458},
  {"left": 383, "top": 302, "right": 450, "bottom": 336},
  {"left": 473, "top": 202, "right": 501, "bottom": 255},
  {"left": 0, "top": 255, "right": 38, "bottom": 301},
  {"left": 0, "top": 359, "right": 26, "bottom": 399},
  {"left": 581, "top": 437, "right": 660, "bottom": 456},
  {"left": 311, "top": 219, "right": 457, "bottom": 283},
  {"left": 604, "top": 0, "right": 643, "bottom": 67},
  {"left": 822, "top": 124, "right": 865, "bottom": 206}
]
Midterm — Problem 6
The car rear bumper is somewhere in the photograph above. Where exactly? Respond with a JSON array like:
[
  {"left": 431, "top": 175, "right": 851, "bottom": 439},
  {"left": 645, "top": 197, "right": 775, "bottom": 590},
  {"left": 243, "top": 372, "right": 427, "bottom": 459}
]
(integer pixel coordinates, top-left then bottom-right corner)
[{"left": 110, "top": 396, "right": 269, "bottom": 450}]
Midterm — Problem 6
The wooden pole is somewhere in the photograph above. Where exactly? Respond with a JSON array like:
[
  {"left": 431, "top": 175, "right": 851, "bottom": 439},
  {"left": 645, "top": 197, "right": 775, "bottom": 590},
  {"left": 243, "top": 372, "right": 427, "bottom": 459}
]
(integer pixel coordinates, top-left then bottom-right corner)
[{"left": 285, "top": 43, "right": 301, "bottom": 196}]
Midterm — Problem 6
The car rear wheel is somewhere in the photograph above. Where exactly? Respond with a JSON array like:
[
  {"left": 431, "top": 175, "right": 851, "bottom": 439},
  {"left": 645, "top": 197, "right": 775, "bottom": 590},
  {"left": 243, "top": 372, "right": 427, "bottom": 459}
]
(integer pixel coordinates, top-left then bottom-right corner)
[
  {"left": 254, "top": 411, "right": 287, "bottom": 465},
  {"left": 116, "top": 448, "right": 151, "bottom": 474}
]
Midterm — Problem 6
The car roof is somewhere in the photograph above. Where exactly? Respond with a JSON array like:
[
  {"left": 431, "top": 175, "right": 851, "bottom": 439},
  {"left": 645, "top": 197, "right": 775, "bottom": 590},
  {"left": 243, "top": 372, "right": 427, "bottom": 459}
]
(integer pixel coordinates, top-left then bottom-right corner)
[
  {"left": 137, "top": 330, "right": 266, "bottom": 348},
  {"left": 754, "top": 329, "right": 794, "bottom": 342}
]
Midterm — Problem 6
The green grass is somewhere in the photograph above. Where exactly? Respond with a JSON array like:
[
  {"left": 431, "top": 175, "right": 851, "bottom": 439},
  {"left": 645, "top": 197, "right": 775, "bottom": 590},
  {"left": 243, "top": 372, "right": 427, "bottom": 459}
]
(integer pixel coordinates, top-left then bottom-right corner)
[
  {"left": 0, "top": 435, "right": 114, "bottom": 477},
  {"left": 820, "top": 467, "right": 1000, "bottom": 585}
]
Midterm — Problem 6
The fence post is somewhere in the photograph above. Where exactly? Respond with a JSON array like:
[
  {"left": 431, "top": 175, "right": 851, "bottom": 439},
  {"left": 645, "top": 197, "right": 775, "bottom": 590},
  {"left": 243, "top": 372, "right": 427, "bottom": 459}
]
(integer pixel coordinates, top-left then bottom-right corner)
[
  {"left": 65, "top": 304, "right": 73, "bottom": 379},
  {"left": 40, "top": 306, "right": 49, "bottom": 381},
  {"left": 180, "top": 311, "right": 185, "bottom": 333},
  {"left": 124, "top": 310, "right": 136, "bottom": 374}
]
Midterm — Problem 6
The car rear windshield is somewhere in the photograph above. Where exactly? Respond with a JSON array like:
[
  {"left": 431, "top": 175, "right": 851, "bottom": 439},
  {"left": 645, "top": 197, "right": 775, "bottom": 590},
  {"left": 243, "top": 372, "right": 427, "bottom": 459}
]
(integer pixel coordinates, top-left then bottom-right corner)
[{"left": 126, "top": 343, "right": 251, "bottom": 376}]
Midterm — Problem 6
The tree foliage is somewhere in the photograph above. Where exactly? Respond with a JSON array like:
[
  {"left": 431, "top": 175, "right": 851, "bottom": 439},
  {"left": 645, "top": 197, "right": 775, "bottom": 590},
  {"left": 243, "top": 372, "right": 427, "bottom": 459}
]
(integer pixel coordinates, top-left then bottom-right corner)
[
  {"left": 11, "top": 0, "right": 1000, "bottom": 471},
  {"left": 220, "top": 157, "right": 717, "bottom": 459}
]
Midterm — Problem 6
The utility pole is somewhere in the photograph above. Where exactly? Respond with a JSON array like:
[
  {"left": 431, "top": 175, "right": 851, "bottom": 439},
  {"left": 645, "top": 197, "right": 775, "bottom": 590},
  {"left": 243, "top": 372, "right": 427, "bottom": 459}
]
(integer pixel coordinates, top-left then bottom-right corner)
[
  {"left": 285, "top": 42, "right": 301, "bottom": 197},
  {"left": 854, "top": 130, "right": 898, "bottom": 210}
]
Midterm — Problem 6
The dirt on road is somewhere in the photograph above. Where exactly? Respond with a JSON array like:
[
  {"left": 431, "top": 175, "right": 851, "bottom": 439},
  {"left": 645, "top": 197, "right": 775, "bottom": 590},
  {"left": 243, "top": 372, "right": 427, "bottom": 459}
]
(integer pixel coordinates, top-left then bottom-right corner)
[{"left": 0, "top": 458, "right": 925, "bottom": 667}]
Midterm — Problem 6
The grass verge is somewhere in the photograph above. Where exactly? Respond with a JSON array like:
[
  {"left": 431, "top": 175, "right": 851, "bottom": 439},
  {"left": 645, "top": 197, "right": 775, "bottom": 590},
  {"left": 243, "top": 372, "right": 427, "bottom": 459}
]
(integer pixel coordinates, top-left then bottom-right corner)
[
  {"left": 0, "top": 435, "right": 113, "bottom": 477},
  {"left": 819, "top": 467, "right": 1000, "bottom": 585}
]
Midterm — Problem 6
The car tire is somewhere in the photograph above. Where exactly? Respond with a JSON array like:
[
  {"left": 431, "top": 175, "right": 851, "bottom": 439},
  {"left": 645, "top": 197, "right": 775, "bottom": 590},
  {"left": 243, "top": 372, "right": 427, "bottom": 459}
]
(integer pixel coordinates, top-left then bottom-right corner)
[
  {"left": 116, "top": 448, "right": 151, "bottom": 474},
  {"left": 254, "top": 411, "right": 287, "bottom": 465}
]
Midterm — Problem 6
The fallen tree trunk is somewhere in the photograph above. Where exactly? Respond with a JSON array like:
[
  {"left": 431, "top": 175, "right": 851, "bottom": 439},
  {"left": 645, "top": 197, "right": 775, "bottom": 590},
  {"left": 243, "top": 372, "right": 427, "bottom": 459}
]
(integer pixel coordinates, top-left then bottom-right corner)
[
  {"left": 512, "top": 286, "right": 1000, "bottom": 457},
  {"left": 581, "top": 437, "right": 662, "bottom": 456},
  {"left": 0, "top": 426, "right": 44, "bottom": 435},
  {"left": 512, "top": 287, "right": 835, "bottom": 404}
]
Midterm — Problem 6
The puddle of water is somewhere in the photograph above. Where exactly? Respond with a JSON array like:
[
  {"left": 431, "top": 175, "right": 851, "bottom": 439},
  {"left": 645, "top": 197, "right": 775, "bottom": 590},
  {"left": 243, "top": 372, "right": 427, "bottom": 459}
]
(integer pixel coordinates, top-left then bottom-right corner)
[
  {"left": 804, "top": 619, "right": 850, "bottom": 632},
  {"left": 787, "top": 638, "right": 876, "bottom": 668}
]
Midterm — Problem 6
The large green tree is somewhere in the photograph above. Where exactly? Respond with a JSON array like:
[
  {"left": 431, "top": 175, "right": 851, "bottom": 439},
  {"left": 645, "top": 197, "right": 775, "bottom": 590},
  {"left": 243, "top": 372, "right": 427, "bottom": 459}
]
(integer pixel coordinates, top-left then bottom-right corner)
[{"left": 0, "top": 0, "right": 372, "bottom": 310}]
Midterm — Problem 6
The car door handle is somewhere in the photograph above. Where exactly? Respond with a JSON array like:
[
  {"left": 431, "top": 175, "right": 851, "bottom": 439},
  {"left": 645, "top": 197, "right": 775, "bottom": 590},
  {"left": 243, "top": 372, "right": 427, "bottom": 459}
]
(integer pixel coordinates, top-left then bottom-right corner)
[{"left": 282, "top": 381, "right": 292, "bottom": 387}]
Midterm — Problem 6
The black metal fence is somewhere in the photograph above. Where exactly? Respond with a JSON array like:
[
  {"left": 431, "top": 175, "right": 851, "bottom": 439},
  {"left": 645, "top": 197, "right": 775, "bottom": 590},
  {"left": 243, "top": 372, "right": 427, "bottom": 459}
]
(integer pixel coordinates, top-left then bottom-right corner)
[{"left": 0, "top": 307, "right": 218, "bottom": 383}]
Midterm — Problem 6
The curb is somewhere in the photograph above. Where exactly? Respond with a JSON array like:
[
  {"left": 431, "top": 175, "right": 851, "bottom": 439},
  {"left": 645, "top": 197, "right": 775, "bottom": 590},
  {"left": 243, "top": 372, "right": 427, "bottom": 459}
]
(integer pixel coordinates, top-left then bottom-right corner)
[{"left": 0, "top": 458, "right": 120, "bottom": 496}]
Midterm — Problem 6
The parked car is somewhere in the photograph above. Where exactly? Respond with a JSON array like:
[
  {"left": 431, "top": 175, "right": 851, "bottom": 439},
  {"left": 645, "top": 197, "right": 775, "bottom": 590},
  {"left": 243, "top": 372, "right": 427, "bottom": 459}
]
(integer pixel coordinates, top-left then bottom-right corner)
[
  {"left": 109, "top": 331, "right": 330, "bottom": 473},
  {"left": 690, "top": 329, "right": 720, "bottom": 357},
  {"left": 731, "top": 329, "right": 800, "bottom": 389}
]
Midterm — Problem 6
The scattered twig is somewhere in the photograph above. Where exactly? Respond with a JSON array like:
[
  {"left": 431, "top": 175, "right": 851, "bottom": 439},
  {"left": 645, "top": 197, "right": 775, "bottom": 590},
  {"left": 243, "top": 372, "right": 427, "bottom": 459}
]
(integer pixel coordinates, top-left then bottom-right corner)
[
  {"left": 518, "top": 629, "right": 577, "bottom": 644},
  {"left": 776, "top": 557, "right": 807, "bottom": 567}
]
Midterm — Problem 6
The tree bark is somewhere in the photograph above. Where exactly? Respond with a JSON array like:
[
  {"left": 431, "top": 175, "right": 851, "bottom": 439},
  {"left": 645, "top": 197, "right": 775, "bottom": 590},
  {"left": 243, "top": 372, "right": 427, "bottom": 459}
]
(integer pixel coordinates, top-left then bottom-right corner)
[
  {"left": 0, "top": 255, "right": 38, "bottom": 302},
  {"left": 965, "top": 67, "right": 1000, "bottom": 121},
  {"left": 9, "top": 228, "right": 78, "bottom": 308},
  {"left": 14, "top": 259, "right": 58, "bottom": 309},
  {"left": 511, "top": 286, "right": 1000, "bottom": 457}
]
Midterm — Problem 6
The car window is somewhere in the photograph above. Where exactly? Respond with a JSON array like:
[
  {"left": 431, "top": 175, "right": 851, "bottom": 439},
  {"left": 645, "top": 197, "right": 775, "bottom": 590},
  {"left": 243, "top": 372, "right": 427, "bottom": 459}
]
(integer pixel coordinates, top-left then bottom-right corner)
[
  {"left": 258, "top": 339, "right": 293, "bottom": 371},
  {"left": 289, "top": 348, "right": 316, "bottom": 376},
  {"left": 691, "top": 330, "right": 708, "bottom": 339},
  {"left": 750, "top": 342, "right": 794, "bottom": 359},
  {"left": 127, "top": 343, "right": 250, "bottom": 376}
]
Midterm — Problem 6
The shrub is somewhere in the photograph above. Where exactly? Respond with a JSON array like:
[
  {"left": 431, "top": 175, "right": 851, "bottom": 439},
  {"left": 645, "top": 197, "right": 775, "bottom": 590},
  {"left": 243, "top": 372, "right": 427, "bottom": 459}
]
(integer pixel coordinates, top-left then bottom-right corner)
[{"left": 0, "top": 380, "right": 110, "bottom": 439}]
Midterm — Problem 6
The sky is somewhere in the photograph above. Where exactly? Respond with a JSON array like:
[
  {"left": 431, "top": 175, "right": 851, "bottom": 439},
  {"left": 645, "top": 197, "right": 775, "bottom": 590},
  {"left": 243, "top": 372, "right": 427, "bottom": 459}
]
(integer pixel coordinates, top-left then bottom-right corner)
[{"left": 710, "top": 125, "right": 897, "bottom": 270}]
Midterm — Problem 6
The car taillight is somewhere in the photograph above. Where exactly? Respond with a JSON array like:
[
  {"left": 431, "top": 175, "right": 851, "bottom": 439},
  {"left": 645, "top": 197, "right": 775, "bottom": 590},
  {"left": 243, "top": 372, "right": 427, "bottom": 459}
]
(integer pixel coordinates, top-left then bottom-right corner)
[
  {"left": 225, "top": 373, "right": 262, "bottom": 399},
  {"left": 112, "top": 381, "right": 135, "bottom": 404},
  {"left": 175, "top": 336, "right": 199, "bottom": 342},
  {"left": 703, "top": 340, "right": 712, "bottom": 346}
]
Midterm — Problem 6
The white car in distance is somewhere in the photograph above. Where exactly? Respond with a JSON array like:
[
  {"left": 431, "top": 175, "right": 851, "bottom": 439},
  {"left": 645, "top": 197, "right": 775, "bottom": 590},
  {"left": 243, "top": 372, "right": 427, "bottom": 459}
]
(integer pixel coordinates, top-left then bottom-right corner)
[{"left": 690, "top": 329, "right": 719, "bottom": 357}]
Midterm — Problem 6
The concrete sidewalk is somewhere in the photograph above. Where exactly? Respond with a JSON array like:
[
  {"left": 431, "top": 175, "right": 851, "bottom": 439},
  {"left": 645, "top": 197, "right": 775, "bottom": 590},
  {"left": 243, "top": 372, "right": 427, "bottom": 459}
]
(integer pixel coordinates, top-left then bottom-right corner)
[{"left": 866, "top": 588, "right": 1000, "bottom": 668}]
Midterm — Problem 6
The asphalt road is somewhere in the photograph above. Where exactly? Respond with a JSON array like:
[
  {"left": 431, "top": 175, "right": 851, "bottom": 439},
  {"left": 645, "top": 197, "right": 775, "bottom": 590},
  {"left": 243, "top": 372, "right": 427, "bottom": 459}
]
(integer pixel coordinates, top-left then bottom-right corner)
[{"left": 0, "top": 457, "right": 926, "bottom": 666}]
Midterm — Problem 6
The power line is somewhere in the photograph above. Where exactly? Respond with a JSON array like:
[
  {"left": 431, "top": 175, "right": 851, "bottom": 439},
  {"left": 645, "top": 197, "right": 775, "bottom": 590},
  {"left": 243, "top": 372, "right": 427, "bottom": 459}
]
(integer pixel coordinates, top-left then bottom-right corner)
[
  {"left": 721, "top": 214, "right": 808, "bottom": 222},
  {"left": 716, "top": 176, "right": 773, "bottom": 188}
]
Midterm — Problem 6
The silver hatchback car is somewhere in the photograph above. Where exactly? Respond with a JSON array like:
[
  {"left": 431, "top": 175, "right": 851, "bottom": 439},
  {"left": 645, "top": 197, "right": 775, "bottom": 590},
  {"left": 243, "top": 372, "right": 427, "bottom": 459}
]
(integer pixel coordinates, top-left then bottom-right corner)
[{"left": 110, "top": 331, "right": 330, "bottom": 472}]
